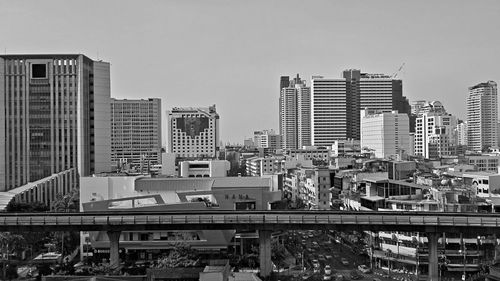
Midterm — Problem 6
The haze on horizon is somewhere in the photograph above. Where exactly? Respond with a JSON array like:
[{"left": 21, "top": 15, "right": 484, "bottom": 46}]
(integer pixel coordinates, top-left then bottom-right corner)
[{"left": 1, "top": 0, "right": 499, "bottom": 144}]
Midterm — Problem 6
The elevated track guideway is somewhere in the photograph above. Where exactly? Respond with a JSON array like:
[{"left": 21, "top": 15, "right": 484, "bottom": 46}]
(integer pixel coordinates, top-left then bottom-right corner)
[
  {"left": 0, "top": 210, "right": 498, "bottom": 233},
  {"left": 1, "top": 210, "right": 498, "bottom": 280}
]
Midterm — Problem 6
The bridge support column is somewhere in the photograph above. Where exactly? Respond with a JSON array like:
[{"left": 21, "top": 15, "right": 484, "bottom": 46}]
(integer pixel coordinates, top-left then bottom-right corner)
[
  {"left": 427, "top": 232, "right": 439, "bottom": 281},
  {"left": 107, "top": 231, "right": 121, "bottom": 269},
  {"left": 259, "top": 229, "right": 272, "bottom": 278}
]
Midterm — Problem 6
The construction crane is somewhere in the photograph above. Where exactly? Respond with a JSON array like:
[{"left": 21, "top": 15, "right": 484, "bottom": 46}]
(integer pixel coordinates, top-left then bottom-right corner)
[{"left": 392, "top": 62, "right": 405, "bottom": 79}]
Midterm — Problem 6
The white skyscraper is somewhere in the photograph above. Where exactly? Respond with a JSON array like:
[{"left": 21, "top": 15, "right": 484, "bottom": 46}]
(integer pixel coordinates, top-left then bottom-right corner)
[
  {"left": 167, "top": 105, "right": 219, "bottom": 158},
  {"left": 414, "top": 101, "right": 458, "bottom": 159},
  {"left": 279, "top": 74, "right": 310, "bottom": 149},
  {"left": 361, "top": 110, "right": 409, "bottom": 159},
  {"left": 467, "top": 81, "right": 498, "bottom": 152},
  {"left": 456, "top": 122, "right": 468, "bottom": 146}
]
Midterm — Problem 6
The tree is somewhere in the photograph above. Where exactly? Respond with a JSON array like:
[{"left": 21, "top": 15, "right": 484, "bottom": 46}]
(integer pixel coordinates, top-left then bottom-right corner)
[
  {"left": 271, "top": 241, "right": 287, "bottom": 271},
  {"left": 0, "top": 233, "right": 25, "bottom": 280},
  {"left": 156, "top": 242, "right": 200, "bottom": 268},
  {"left": 52, "top": 188, "right": 79, "bottom": 212},
  {"left": 6, "top": 201, "right": 49, "bottom": 212}
]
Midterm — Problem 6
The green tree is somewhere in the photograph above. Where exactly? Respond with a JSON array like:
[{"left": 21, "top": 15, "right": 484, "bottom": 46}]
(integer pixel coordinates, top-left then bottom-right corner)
[
  {"left": 156, "top": 242, "right": 200, "bottom": 268},
  {"left": 271, "top": 241, "right": 287, "bottom": 271},
  {"left": 0, "top": 233, "right": 25, "bottom": 280},
  {"left": 52, "top": 188, "right": 79, "bottom": 212},
  {"left": 51, "top": 188, "right": 80, "bottom": 259}
]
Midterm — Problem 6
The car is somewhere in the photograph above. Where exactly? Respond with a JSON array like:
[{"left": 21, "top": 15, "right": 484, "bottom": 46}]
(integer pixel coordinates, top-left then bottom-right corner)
[
  {"left": 318, "top": 254, "right": 325, "bottom": 261},
  {"left": 323, "top": 275, "right": 332, "bottom": 281},
  {"left": 314, "top": 268, "right": 320, "bottom": 274},
  {"left": 357, "top": 265, "right": 371, "bottom": 274},
  {"left": 335, "top": 274, "right": 345, "bottom": 281},
  {"left": 372, "top": 278, "right": 382, "bottom": 281},
  {"left": 302, "top": 274, "right": 312, "bottom": 280},
  {"left": 324, "top": 265, "right": 332, "bottom": 275},
  {"left": 341, "top": 258, "right": 349, "bottom": 265},
  {"left": 312, "top": 259, "right": 320, "bottom": 268},
  {"left": 325, "top": 255, "right": 332, "bottom": 260},
  {"left": 309, "top": 234, "right": 314, "bottom": 238}
]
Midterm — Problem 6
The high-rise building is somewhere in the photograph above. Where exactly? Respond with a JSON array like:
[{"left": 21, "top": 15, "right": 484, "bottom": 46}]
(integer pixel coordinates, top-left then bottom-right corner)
[
  {"left": 167, "top": 105, "right": 219, "bottom": 158},
  {"left": 467, "top": 81, "right": 498, "bottom": 152},
  {"left": 414, "top": 101, "right": 458, "bottom": 159},
  {"left": 456, "top": 121, "right": 468, "bottom": 146},
  {"left": 311, "top": 76, "right": 347, "bottom": 146},
  {"left": 311, "top": 70, "right": 410, "bottom": 145},
  {"left": 361, "top": 110, "right": 410, "bottom": 159},
  {"left": 111, "top": 98, "right": 162, "bottom": 171},
  {"left": 279, "top": 74, "right": 311, "bottom": 149},
  {"left": 0, "top": 54, "right": 111, "bottom": 191},
  {"left": 253, "top": 130, "right": 281, "bottom": 150}
]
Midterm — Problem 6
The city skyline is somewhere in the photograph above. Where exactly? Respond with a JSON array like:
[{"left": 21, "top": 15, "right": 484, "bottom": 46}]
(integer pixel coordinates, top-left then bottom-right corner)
[{"left": 1, "top": 0, "right": 500, "bottom": 144}]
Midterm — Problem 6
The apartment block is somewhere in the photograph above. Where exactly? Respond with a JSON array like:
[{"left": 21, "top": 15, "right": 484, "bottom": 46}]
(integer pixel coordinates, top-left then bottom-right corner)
[{"left": 111, "top": 98, "right": 162, "bottom": 171}]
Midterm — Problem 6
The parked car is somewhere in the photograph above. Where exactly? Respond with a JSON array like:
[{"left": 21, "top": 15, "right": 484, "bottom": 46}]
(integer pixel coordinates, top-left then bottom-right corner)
[
  {"left": 341, "top": 258, "right": 349, "bottom": 265},
  {"left": 323, "top": 275, "right": 332, "bottom": 281},
  {"left": 325, "top": 255, "right": 332, "bottom": 260},
  {"left": 318, "top": 254, "right": 326, "bottom": 261},
  {"left": 358, "top": 265, "right": 371, "bottom": 274},
  {"left": 324, "top": 265, "right": 332, "bottom": 275}
]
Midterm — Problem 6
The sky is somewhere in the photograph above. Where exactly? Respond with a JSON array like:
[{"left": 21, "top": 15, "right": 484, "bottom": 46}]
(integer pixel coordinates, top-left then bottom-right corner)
[{"left": 1, "top": 0, "right": 499, "bottom": 144}]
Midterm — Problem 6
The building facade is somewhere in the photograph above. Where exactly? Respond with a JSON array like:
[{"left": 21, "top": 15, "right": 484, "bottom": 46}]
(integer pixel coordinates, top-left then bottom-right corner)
[
  {"left": 279, "top": 74, "right": 311, "bottom": 149},
  {"left": 467, "top": 81, "right": 498, "bottom": 152},
  {"left": 111, "top": 98, "right": 162, "bottom": 171},
  {"left": 253, "top": 130, "right": 281, "bottom": 150},
  {"left": 414, "top": 101, "right": 458, "bottom": 159},
  {"left": 311, "top": 76, "right": 347, "bottom": 145},
  {"left": 167, "top": 105, "right": 219, "bottom": 159},
  {"left": 361, "top": 110, "right": 410, "bottom": 159},
  {"left": 0, "top": 54, "right": 111, "bottom": 191},
  {"left": 311, "top": 70, "right": 410, "bottom": 146}
]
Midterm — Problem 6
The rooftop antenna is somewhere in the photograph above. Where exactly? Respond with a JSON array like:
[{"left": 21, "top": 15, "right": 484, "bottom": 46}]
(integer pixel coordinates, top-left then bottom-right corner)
[
  {"left": 392, "top": 63, "right": 405, "bottom": 79},
  {"left": 96, "top": 50, "right": 100, "bottom": 61}
]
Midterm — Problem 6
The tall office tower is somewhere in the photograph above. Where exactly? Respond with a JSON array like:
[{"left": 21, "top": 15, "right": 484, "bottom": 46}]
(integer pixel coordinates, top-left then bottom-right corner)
[
  {"left": 311, "top": 76, "right": 347, "bottom": 146},
  {"left": 167, "top": 105, "right": 219, "bottom": 158},
  {"left": 343, "top": 70, "right": 410, "bottom": 140},
  {"left": 0, "top": 54, "right": 111, "bottom": 191},
  {"left": 253, "top": 130, "right": 281, "bottom": 150},
  {"left": 456, "top": 121, "right": 468, "bottom": 146},
  {"left": 361, "top": 110, "right": 410, "bottom": 159},
  {"left": 414, "top": 101, "right": 458, "bottom": 159},
  {"left": 311, "top": 70, "right": 410, "bottom": 144},
  {"left": 279, "top": 74, "right": 311, "bottom": 149},
  {"left": 467, "top": 81, "right": 498, "bottom": 152},
  {"left": 111, "top": 98, "right": 162, "bottom": 170}
]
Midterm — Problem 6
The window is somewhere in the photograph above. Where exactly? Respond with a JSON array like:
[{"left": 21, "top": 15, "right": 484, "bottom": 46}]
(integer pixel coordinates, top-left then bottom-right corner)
[{"left": 32, "top": 64, "right": 47, "bottom": 78}]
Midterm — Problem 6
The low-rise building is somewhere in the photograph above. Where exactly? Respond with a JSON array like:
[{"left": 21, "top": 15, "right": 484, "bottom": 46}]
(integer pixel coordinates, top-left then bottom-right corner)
[
  {"left": 179, "top": 160, "right": 230, "bottom": 178},
  {"left": 80, "top": 176, "right": 282, "bottom": 261}
]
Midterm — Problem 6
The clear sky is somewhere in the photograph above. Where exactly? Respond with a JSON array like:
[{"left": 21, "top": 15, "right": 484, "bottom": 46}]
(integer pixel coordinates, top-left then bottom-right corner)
[{"left": 1, "top": 0, "right": 499, "bottom": 144}]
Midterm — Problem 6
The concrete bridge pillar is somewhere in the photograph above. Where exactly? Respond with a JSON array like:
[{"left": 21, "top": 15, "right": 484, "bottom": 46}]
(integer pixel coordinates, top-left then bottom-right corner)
[
  {"left": 427, "top": 232, "right": 439, "bottom": 281},
  {"left": 107, "top": 230, "right": 121, "bottom": 269},
  {"left": 259, "top": 229, "right": 272, "bottom": 278}
]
